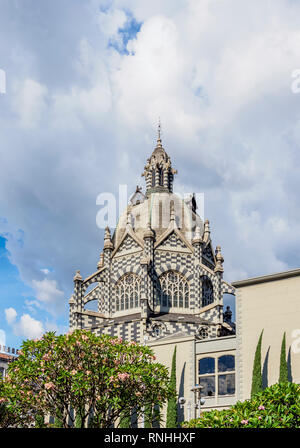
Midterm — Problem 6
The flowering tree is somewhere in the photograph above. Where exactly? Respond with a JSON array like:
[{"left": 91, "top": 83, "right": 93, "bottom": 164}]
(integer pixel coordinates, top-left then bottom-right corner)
[{"left": 0, "top": 330, "right": 172, "bottom": 428}]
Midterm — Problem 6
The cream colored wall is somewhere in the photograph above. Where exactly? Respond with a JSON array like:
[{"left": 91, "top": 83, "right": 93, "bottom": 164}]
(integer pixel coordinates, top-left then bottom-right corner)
[
  {"left": 236, "top": 275, "right": 300, "bottom": 401},
  {"left": 148, "top": 336, "right": 195, "bottom": 425}
]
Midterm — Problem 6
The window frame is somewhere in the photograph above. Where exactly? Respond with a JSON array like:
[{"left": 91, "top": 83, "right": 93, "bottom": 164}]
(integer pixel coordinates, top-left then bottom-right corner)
[{"left": 197, "top": 352, "right": 236, "bottom": 398}]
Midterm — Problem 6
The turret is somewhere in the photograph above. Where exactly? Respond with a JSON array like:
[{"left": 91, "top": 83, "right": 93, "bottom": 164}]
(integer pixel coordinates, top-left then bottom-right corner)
[{"left": 142, "top": 121, "right": 177, "bottom": 196}]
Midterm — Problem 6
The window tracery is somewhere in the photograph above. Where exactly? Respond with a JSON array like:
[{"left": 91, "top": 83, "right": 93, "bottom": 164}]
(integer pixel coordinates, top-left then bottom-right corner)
[
  {"left": 115, "top": 274, "right": 141, "bottom": 311},
  {"left": 156, "top": 271, "right": 189, "bottom": 308}
]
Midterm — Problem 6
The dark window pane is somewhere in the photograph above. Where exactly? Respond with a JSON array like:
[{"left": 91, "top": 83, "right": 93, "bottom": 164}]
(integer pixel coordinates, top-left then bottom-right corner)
[
  {"left": 218, "top": 355, "right": 235, "bottom": 372},
  {"left": 199, "top": 357, "right": 215, "bottom": 375},
  {"left": 199, "top": 376, "right": 215, "bottom": 397},
  {"left": 152, "top": 170, "right": 155, "bottom": 187},
  {"left": 218, "top": 374, "right": 235, "bottom": 395}
]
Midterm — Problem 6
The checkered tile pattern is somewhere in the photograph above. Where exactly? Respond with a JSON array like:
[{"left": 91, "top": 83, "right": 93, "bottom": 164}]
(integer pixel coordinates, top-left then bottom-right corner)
[{"left": 69, "top": 212, "right": 235, "bottom": 341}]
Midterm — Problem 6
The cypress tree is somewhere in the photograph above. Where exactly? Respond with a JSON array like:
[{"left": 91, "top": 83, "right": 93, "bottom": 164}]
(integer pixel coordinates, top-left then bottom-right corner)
[
  {"left": 166, "top": 346, "right": 177, "bottom": 428},
  {"left": 279, "top": 332, "right": 289, "bottom": 383},
  {"left": 251, "top": 330, "right": 263, "bottom": 397}
]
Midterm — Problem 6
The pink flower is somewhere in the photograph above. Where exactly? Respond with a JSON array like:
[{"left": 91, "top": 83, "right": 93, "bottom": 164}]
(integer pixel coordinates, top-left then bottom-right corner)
[
  {"left": 241, "top": 420, "right": 248, "bottom": 425},
  {"left": 118, "top": 373, "right": 130, "bottom": 381},
  {"left": 0, "top": 398, "right": 6, "bottom": 404},
  {"left": 258, "top": 405, "right": 265, "bottom": 410},
  {"left": 45, "top": 382, "right": 55, "bottom": 390},
  {"left": 71, "top": 369, "right": 77, "bottom": 375},
  {"left": 258, "top": 416, "right": 262, "bottom": 420}
]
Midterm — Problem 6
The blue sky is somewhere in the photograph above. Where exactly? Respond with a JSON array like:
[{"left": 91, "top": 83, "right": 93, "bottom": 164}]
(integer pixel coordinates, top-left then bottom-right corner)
[{"left": 1, "top": 0, "right": 300, "bottom": 348}]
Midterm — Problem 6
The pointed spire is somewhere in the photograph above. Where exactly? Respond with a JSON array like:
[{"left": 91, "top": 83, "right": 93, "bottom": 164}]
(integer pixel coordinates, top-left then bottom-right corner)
[
  {"left": 170, "top": 201, "right": 175, "bottom": 222},
  {"left": 143, "top": 220, "right": 154, "bottom": 239},
  {"left": 126, "top": 211, "right": 133, "bottom": 231},
  {"left": 103, "top": 226, "right": 113, "bottom": 250},
  {"left": 192, "top": 225, "right": 202, "bottom": 244},
  {"left": 203, "top": 219, "right": 210, "bottom": 242},
  {"left": 215, "top": 245, "right": 224, "bottom": 272},
  {"left": 97, "top": 252, "right": 104, "bottom": 270},
  {"left": 156, "top": 117, "right": 162, "bottom": 148}
]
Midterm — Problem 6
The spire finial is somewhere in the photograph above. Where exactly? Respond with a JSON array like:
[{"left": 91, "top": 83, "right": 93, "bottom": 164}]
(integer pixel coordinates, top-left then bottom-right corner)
[{"left": 156, "top": 117, "right": 162, "bottom": 148}]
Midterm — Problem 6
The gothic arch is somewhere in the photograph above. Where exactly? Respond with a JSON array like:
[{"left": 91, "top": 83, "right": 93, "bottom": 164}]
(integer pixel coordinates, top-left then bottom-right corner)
[
  {"left": 154, "top": 263, "right": 193, "bottom": 282},
  {"left": 156, "top": 270, "right": 190, "bottom": 309},
  {"left": 111, "top": 266, "right": 142, "bottom": 285},
  {"left": 115, "top": 273, "right": 141, "bottom": 312}
]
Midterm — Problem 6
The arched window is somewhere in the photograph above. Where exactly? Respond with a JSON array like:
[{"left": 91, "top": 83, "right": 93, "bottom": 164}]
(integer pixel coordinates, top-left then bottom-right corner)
[
  {"left": 156, "top": 271, "right": 189, "bottom": 308},
  {"left": 202, "top": 276, "right": 214, "bottom": 307},
  {"left": 115, "top": 274, "right": 141, "bottom": 312},
  {"left": 151, "top": 169, "right": 156, "bottom": 187},
  {"left": 158, "top": 167, "right": 164, "bottom": 186}
]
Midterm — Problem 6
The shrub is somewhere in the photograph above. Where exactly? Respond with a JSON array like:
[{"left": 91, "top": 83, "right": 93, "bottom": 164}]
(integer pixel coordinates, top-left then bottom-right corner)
[{"left": 182, "top": 382, "right": 300, "bottom": 428}]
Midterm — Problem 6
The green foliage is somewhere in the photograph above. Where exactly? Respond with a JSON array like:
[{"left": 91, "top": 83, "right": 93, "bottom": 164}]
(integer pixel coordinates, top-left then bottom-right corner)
[
  {"left": 144, "top": 403, "right": 152, "bottom": 428},
  {"left": 279, "top": 332, "right": 288, "bottom": 383},
  {"left": 119, "top": 411, "right": 131, "bottom": 428},
  {"left": 35, "top": 413, "right": 45, "bottom": 428},
  {"left": 251, "top": 330, "right": 263, "bottom": 397},
  {"left": 166, "top": 346, "right": 178, "bottom": 428},
  {"left": 75, "top": 412, "right": 82, "bottom": 428},
  {"left": 0, "top": 330, "right": 172, "bottom": 428},
  {"left": 183, "top": 382, "right": 300, "bottom": 428}
]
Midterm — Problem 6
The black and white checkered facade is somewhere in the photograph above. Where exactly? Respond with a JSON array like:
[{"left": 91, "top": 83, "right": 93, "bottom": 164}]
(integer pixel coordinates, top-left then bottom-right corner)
[{"left": 69, "top": 137, "right": 235, "bottom": 343}]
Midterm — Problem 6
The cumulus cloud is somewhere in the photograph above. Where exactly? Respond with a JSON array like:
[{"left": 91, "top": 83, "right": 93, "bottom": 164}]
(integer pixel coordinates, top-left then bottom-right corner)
[
  {"left": 5, "top": 308, "right": 44, "bottom": 340},
  {"left": 1, "top": 0, "right": 300, "bottom": 339},
  {"left": 5, "top": 308, "right": 17, "bottom": 326},
  {"left": 31, "top": 278, "right": 65, "bottom": 316}
]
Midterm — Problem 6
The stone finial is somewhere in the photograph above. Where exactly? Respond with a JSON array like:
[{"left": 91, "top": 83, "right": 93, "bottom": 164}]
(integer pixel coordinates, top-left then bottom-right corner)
[
  {"left": 126, "top": 211, "right": 133, "bottom": 230},
  {"left": 156, "top": 117, "right": 162, "bottom": 148},
  {"left": 203, "top": 219, "right": 210, "bottom": 242},
  {"left": 73, "top": 270, "right": 83, "bottom": 281},
  {"left": 170, "top": 201, "right": 175, "bottom": 222},
  {"left": 103, "top": 226, "right": 113, "bottom": 250},
  {"left": 192, "top": 225, "right": 202, "bottom": 244},
  {"left": 143, "top": 220, "right": 154, "bottom": 239},
  {"left": 214, "top": 245, "right": 224, "bottom": 272},
  {"left": 97, "top": 252, "right": 104, "bottom": 270}
]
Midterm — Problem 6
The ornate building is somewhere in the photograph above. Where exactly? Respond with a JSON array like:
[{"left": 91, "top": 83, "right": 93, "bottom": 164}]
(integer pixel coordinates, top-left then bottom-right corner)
[{"left": 69, "top": 130, "right": 235, "bottom": 347}]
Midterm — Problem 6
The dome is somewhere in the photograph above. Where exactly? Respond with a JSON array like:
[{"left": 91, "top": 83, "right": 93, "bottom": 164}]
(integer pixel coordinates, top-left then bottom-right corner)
[{"left": 113, "top": 191, "right": 204, "bottom": 247}]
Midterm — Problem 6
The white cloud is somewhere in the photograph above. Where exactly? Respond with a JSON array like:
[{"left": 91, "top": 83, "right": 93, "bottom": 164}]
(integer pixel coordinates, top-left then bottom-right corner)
[
  {"left": 12, "top": 78, "right": 48, "bottom": 128},
  {"left": 5, "top": 308, "right": 44, "bottom": 340},
  {"left": 31, "top": 278, "right": 65, "bottom": 316},
  {"left": 5, "top": 307, "right": 17, "bottom": 325}
]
